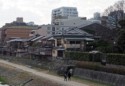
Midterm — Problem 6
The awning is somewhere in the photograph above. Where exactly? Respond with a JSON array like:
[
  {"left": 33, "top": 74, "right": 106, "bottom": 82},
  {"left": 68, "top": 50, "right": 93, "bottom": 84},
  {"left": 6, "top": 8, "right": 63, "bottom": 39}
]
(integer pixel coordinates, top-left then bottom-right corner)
[
  {"left": 65, "top": 38, "right": 94, "bottom": 41},
  {"left": 7, "top": 38, "right": 28, "bottom": 43},
  {"left": 48, "top": 37, "right": 55, "bottom": 40},
  {"left": 31, "top": 36, "right": 44, "bottom": 41}
]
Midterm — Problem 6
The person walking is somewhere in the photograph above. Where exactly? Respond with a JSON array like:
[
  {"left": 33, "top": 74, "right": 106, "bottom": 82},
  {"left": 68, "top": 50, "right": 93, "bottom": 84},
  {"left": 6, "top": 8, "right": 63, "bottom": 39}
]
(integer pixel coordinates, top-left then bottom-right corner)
[
  {"left": 67, "top": 71, "right": 71, "bottom": 81},
  {"left": 64, "top": 72, "right": 68, "bottom": 81},
  {"left": 68, "top": 69, "right": 73, "bottom": 81}
]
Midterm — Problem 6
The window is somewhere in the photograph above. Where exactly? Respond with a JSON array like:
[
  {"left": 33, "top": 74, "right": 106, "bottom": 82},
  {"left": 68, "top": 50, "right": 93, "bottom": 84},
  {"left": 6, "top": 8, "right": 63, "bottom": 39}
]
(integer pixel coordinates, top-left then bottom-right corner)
[
  {"left": 70, "top": 41, "right": 75, "bottom": 44},
  {"left": 56, "top": 28, "right": 59, "bottom": 30},
  {"left": 70, "top": 41, "right": 81, "bottom": 44},
  {"left": 47, "top": 32, "right": 50, "bottom": 34},
  {"left": 76, "top": 41, "right": 81, "bottom": 44},
  {"left": 60, "top": 22, "right": 64, "bottom": 25},
  {"left": 47, "top": 27, "right": 51, "bottom": 30},
  {"left": 57, "top": 39, "right": 61, "bottom": 46},
  {"left": 30, "top": 31, "right": 35, "bottom": 34},
  {"left": 52, "top": 27, "right": 55, "bottom": 31},
  {"left": 52, "top": 32, "right": 55, "bottom": 35}
]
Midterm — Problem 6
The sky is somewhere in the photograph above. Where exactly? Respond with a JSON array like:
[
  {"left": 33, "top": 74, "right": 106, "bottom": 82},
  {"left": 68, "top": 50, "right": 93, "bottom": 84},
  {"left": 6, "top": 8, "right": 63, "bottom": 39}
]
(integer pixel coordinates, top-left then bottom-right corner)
[{"left": 0, "top": 0, "right": 119, "bottom": 27}]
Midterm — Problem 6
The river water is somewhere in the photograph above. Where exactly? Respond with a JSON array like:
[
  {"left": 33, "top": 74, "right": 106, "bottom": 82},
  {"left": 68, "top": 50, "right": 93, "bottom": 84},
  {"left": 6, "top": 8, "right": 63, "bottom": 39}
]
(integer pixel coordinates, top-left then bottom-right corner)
[
  {"left": 0, "top": 82, "right": 9, "bottom": 86},
  {"left": 0, "top": 84, "right": 9, "bottom": 86}
]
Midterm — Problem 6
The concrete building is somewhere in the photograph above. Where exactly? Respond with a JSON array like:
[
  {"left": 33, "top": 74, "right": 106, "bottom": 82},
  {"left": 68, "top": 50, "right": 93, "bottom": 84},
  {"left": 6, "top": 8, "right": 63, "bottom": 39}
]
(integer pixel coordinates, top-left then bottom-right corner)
[
  {"left": 16, "top": 17, "right": 23, "bottom": 23},
  {"left": 36, "top": 17, "right": 101, "bottom": 37},
  {"left": 1, "top": 18, "right": 38, "bottom": 42},
  {"left": 107, "top": 10, "right": 124, "bottom": 29},
  {"left": 36, "top": 7, "right": 100, "bottom": 38},
  {"left": 49, "top": 7, "right": 101, "bottom": 36},
  {"left": 94, "top": 12, "right": 101, "bottom": 20},
  {"left": 0, "top": 29, "right": 2, "bottom": 43},
  {"left": 51, "top": 7, "right": 78, "bottom": 24},
  {"left": 101, "top": 16, "right": 108, "bottom": 26}
]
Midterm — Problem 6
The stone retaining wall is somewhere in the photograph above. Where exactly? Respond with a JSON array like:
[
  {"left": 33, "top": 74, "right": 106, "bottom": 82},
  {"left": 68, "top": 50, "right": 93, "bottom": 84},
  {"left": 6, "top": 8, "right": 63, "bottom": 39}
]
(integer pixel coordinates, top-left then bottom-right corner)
[{"left": 74, "top": 68, "right": 125, "bottom": 86}]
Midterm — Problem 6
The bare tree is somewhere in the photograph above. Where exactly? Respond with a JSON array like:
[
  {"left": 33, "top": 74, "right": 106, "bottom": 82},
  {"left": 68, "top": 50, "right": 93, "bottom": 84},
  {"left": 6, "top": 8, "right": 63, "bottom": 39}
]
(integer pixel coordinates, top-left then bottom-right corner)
[
  {"left": 102, "top": 0, "right": 125, "bottom": 29},
  {"left": 103, "top": 0, "right": 124, "bottom": 16}
]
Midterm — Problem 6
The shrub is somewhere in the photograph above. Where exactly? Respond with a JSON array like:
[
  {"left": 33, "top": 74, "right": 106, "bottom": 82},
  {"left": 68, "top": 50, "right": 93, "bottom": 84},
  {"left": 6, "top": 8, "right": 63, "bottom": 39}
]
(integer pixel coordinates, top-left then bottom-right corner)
[
  {"left": 76, "top": 61, "right": 125, "bottom": 75},
  {"left": 65, "top": 51, "right": 90, "bottom": 61},
  {"left": 65, "top": 51, "right": 125, "bottom": 66},
  {"left": 65, "top": 51, "right": 102, "bottom": 62},
  {"left": 107, "top": 53, "right": 125, "bottom": 65}
]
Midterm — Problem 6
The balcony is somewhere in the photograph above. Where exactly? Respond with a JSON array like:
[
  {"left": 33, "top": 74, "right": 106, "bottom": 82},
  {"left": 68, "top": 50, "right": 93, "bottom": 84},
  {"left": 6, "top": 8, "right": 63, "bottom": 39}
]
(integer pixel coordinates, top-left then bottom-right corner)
[
  {"left": 28, "top": 47, "right": 52, "bottom": 56},
  {"left": 65, "top": 44, "right": 81, "bottom": 48}
]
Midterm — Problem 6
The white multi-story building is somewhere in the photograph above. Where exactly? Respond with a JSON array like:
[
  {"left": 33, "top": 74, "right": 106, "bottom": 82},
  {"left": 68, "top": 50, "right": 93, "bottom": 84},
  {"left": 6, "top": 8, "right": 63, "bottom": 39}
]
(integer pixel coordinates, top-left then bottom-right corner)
[
  {"left": 36, "top": 18, "right": 101, "bottom": 37},
  {"left": 51, "top": 7, "right": 78, "bottom": 24},
  {"left": 35, "top": 24, "right": 72, "bottom": 36},
  {"left": 94, "top": 12, "right": 101, "bottom": 20},
  {"left": 54, "top": 17, "right": 100, "bottom": 27},
  {"left": 36, "top": 7, "right": 101, "bottom": 37}
]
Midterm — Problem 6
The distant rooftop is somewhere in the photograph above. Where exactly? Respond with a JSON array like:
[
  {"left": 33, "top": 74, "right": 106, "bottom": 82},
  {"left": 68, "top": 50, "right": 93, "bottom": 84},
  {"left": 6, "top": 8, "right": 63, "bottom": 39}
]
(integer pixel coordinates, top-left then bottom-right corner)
[
  {"left": 2, "top": 17, "right": 39, "bottom": 29},
  {"left": 52, "top": 6, "right": 77, "bottom": 11}
]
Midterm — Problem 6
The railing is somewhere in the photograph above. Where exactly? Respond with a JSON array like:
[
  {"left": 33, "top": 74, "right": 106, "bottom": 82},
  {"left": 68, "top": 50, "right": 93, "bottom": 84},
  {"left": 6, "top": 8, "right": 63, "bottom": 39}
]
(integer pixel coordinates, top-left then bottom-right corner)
[
  {"left": 28, "top": 47, "right": 52, "bottom": 56},
  {"left": 65, "top": 44, "right": 81, "bottom": 48}
]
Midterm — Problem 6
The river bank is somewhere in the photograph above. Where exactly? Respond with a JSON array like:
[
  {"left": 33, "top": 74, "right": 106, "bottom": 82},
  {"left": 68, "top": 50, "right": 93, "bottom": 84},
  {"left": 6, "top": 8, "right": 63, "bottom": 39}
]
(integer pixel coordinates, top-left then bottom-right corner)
[
  {"left": 0, "top": 61, "right": 61, "bottom": 86},
  {"left": 0, "top": 56, "right": 112, "bottom": 86}
]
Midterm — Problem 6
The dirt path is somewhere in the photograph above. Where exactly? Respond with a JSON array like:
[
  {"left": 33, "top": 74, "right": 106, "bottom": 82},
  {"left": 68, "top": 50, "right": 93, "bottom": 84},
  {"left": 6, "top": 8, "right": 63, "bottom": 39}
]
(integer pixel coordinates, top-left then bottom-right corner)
[{"left": 0, "top": 59, "right": 88, "bottom": 86}]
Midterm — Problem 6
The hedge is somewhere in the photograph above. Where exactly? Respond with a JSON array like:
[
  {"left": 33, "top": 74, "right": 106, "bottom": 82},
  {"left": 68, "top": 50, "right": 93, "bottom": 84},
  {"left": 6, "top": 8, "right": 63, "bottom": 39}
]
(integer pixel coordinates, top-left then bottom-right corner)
[
  {"left": 65, "top": 51, "right": 90, "bottom": 61},
  {"left": 65, "top": 51, "right": 125, "bottom": 66},
  {"left": 76, "top": 61, "right": 125, "bottom": 75},
  {"left": 65, "top": 51, "right": 103, "bottom": 62},
  {"left": 107, "top": 53, "right": 125, "bottom": 65}
]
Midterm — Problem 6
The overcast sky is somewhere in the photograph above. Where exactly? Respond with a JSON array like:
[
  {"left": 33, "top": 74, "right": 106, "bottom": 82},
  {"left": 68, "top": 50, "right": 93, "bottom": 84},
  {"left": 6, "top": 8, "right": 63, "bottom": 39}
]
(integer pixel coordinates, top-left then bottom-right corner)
[{"left": 0, "top": 0, "right": 119, "bottom": 27}]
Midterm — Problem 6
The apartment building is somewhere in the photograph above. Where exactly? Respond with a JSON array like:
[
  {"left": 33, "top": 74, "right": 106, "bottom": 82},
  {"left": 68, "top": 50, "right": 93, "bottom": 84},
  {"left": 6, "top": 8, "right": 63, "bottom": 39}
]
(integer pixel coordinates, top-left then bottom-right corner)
[
  {"left": 1, "top": 17, "right": 38, "bottom": 42},
  {"left": 52, "top": 7, "right": 78, "bottom": 24}
]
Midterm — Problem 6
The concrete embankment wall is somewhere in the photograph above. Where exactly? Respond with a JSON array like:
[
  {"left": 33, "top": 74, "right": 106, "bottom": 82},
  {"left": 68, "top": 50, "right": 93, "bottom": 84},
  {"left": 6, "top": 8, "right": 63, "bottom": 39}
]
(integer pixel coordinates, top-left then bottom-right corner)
[{"left": 74, "top": 68, "right": 125, "bottom": 86}]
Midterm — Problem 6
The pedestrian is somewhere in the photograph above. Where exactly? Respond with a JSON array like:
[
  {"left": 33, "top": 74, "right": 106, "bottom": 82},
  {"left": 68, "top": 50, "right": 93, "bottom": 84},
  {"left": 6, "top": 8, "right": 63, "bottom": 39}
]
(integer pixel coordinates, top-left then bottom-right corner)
[
  {"left": 68, "top": 69, "right": 73, "bottom": 80},
  {"left": 69, "top": 68, "right": 73, "bottom": 75},
  {"left": 64, "top": 72, "right": 67, "bottom": 81},
  {"left": 67, "top": 71, "right": 71, "bottom": 81}
]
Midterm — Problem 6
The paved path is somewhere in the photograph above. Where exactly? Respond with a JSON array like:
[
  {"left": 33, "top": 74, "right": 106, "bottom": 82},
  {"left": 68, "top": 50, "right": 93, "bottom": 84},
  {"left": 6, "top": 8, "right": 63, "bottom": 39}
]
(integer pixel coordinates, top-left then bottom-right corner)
[{"left": 0, "top": 59, "right": 88, "bottom": 86}]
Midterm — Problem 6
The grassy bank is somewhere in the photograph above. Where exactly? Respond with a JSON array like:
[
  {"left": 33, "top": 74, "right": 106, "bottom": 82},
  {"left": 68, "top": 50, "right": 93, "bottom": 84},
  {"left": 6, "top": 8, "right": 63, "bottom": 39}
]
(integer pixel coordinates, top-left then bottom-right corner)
[
  {"left": 0, "top": 56, "right": 112, "bottom": 86},
  {"left": 0, "top": 77, "right": 7, "bottom": 84}
]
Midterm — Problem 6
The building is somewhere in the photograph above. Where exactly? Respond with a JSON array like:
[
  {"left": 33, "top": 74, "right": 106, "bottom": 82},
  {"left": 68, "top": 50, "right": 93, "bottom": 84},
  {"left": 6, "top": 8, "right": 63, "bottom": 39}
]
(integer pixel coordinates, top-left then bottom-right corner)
[
  {"left": 26, "top": 27, "right": 94, "bottom": 58},
  {"left": 37, "top": 28, "right": 93, "bottom": 58},
  {"left": 5, "top": 35, "right": 44, "bottom": 57},
  {"left": 94, "top": 12, "right": 101, "bottom": 20},
  {"left": 51, "top": 7, "right": 78, "bottom": 24},
  {"left": 1, "top": 17, "right": 38, "bottom": 43},
  {"left": 101, "top": 16, "right": 108, "bottom": 26},
  {"left": 0, "top": 29, "right": 2, "bottom": 44},
  {"left": 16, "top": 17, "right": 24, "bottom": 23},
  {"left": 48, "top": 7, "right": 101, "bottom": 36},
  {"left": 107, "top": 10, "right": 124, "bottom": 29},
  {"left": 35, "top": 25, "right": 51, "bottom": 37},
  {"left": 36, "top": 18, "right": 101, "bottom": 37},
  {"left": 79, "top": 23, "right": 115, "bottom": 43}
]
